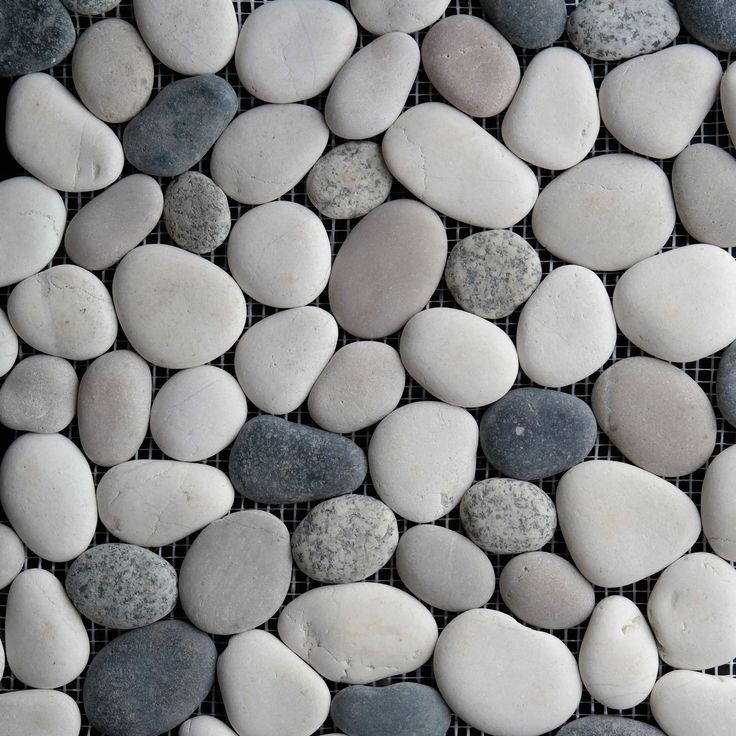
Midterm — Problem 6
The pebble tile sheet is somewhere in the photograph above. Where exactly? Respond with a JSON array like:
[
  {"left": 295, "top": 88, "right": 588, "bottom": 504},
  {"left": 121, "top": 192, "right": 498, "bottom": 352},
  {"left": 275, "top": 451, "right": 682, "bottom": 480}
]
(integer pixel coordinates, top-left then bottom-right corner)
[{"left": 0, "top": 1, "right": 734, "bottom": 735}]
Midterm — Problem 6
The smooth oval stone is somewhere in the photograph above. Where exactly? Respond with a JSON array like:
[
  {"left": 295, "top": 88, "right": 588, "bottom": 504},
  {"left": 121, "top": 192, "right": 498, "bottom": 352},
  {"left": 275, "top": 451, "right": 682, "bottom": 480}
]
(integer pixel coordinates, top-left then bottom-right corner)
[
  {"left": 613, "top": 244, "right": 736, "bottom": 362},
  {"left": 557, "top": 461, "right": 701, "bottom": 587},
  {"left": 719, "top": 339, "right": 736, "bottom": 427},
  {"left": 6, "top": 569, "right": 89, "bottom": 688},
  {"left": 0, "top": 690, "right": 81, "bottom": 736},
  {"left": 422, "top": 15, "right": 519, "bottom": 118},
  {"left": 0, "top": 524, "right": 25, "bottom": 590},
  {"left": 180, "top": 716, "right": 238, "bottom": 736},
  {"left": 308, "top": 341, "right": 405, "bottom": 434},
  {"left": 0, "top": 0, "right": 75, "bottom": 75},
  {"left": 399, "top": 307, "right": 518, "bottom": 408},
  {"left": 278, "top": 582, "right": 438, "bottom": 684},
  {"left": 325, "top": 32, "right": 419, "bottom": 140},
  {"left": 722, "top": 62, "right": 736, "bottom": 146},
  {"left": 0, "top": 355, "right": 78, "bottom": 433},
  {"left": 0, "top": 433, "right": 97, "bottom": 562},
  {"left": 568, "top": 0, "right": 680, "bottom": 61},
  {"left": 350, "top": 0, "right": 450, "bottom": 34},
  {"left": 164, "top": 172, "right": 231, "bottom": 255},
  {"left": 235, "top": 0, "right": 356, "bottom": 103},
  {"left": 150, "top": 365, "right": 248, "bottom": 462},
  {"left": 383, "top": 103, "right": 538, "bottom": 228},
  {"left": 63, "top": 0, "right": 120, "bottom": 13},
  {"left": 480, "top": 387, "right": 597, "bottom": 481},
  {"left": 97, "top": 459, "right": 235, "bottom": 546},
  {"left": 72, "top": 19, "right": 153, "bottom": 123},
  {"left": 592, "top": 357, "right": 715, "bottom": 477},
  {"left": 307, "top": 141, "right": 392, "bottom": 220},
  {"left": 480, "top": 0, "right": 567, "bottom": 48},
  {"left": 179, "top": 510, "right": 291, "bottom": 635},
  {"left": 369, "top": 401, "right": 478, "bottom": 523},
  {"left": 65, "top": 174, "right": 163, "bottom": 271},
  {"left": 599, "top": 45, "right": 722, "bottom": 159},
  {"left": 532, "top": 154, "right": 676, "bottom": 271},
  {"left": 329, "top": 200, "right": 447, "bottom": 339},
  {"left": 434, "top": 609, "right": 582, "bottom": 735},
  {"left": 0, "top": 308, "right": 18, "bottom": 377},
  {"left": 229, "top": 415, "right": 367, "bottom": 504},
  {"left": 579, "top": 596, "right": 659, "bottom": 710},
  {"left": 6, "top": 73, "right": 124, "bottom": 191},
  {"left": 78, "top": 350, "right": 152, "bottom": 467},
  {"left": 134, "top": 0, "right": 237, "bottom": 75},
  {"left": 703, "top": 445, "right": 736, "bottom": 561},
  {"left": 234, "top": 307, "right": 337, "bottom": 415},
  {"left": 396, "top": 525, "right": 495, "bottom": 612},
  {"left": 211, "top": 104, "right": 329, "bottom": 205},
  {"left": 124, "top": 75, "right": 237, "bottom": 177},
  {"left": 675, "top": 0, "right": 736, "bottom": 51},
  {"left": 648, "top": 552, "right": 736, "bottom": 669},
  {"left": 331, "top": 683, "right": 450, "bottom": 736},
  {"left": 0, "top": 176, "right": 65, "bottom": 288},
  {"left": 228, "top": 201, "right": 331, "bottom": 308},
  {"left": 292, "top": 495, "right": 398, "bottom": 584},
  {"left": 84, "top": 620, "right": 217, "bottom": 736},
  {"left": 517, "top": 265, "right": 616, "bottom": 387},
  {"left": 113, "top": 244, "right": 246, "bottom": 369},
  {"left": 557, "top": 717, "right": 665, "bottom": 736},
  {"left": 219, "top": 629, "right": 330, "bottom": 736},
  {"left": 500, "top": 551, "right": 595, "bottom": 630}
]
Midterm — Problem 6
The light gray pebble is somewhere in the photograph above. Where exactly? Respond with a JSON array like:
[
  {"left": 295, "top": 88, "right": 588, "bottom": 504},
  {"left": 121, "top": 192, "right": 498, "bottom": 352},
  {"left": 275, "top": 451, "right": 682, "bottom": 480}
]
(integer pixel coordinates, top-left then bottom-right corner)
[
  {"left": 63, "top": 0, "right": 120, "bottom": 14},
  {"left": 0, "top": 524, "right": 25, "bottom": 590}
]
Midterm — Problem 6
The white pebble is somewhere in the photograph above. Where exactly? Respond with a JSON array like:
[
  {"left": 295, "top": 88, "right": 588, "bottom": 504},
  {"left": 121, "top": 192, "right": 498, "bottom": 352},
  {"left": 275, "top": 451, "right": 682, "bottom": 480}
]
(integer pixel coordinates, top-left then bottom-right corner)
[
  {"left": 350, "top": 0, "right": 451, "bottom": 34},
  {"left": 702, "top": 445, "right": 736, "bottom": 561},
  {"left": 0, "top": 690, "right": 81, "bottom": 736},
  {"left": 0, "top": 524, "right": 25, "bottom": 590},
  {"left": 0, "top": 308, "right": 18, "bottom": 377},
  {"left": 180, "top": 716, "right": 238, "bottom": 736}
]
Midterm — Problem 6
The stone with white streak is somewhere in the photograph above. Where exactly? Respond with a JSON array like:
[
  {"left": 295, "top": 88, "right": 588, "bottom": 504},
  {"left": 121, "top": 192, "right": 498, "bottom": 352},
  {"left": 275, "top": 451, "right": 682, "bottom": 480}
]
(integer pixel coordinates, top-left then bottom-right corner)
[
  {"left": 702, "top": 445, "right": 736, "bottom": 561},
  {"left": 350, "top": 0, "right": 451, "bottom": 34},
  {"left": 0, "top": 690, "right": 81, "bottom": 736}
]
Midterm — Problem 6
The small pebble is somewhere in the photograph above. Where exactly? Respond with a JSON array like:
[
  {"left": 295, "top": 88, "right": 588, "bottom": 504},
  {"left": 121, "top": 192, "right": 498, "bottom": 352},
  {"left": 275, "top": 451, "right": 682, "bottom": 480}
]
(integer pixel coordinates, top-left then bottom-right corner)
[
  {"left": 180, "top": 716, "right": 238, "bottom": 736},
  {"left": 702, "top": 445, "right": 736, "bottom": 561},
  {"left": 675, "top": 0, "right": 736, "bottom": 52},
  {"left": 480, "top": 0, "right": 567, "bottom": 49},
  {"left": 0, "top": 524, "right": 25, "bottom": 590},
  {"left": 718, "top": 339, "right": 736, "bottom": 427},
  {"left": 63, "top": 0, "right": 120, "bottom": 13},
  {"left": 350, "top": 0, "right": 451, "bottom": 34},
  {"left": 722, "top": 62, "right": 736, "bottom": 146},
  {"left": 557, "top": 716, "right": 665, "bottom": 736},
  {"left": 0, "top": 308, "right": 18, "bottom": 377},
  {"left": 0, "top": 690, "right": 81, "bottom": 736}
]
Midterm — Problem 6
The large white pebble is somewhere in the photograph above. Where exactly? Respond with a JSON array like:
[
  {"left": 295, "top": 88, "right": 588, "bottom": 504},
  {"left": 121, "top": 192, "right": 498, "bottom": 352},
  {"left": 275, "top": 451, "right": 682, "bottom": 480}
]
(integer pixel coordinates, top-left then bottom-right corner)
[
  {"left": 0, "top": 690, "right": 81, "bottom": 736},
  {"left": 180, "top": 716, "right": 238, "bottom": 736},
  {"left": 722, "top": 61, "right": 736, "bottom": 147},
  {"left": 0, "top": 524, "right": 25, "bottom": 590},
  {"left": 278, "top": 582, "right": 438, "bottom": 684},
  {"left": 235, "top": 0, "right": 357, "bottom": 103},
  {"left": 113, "top": 244, "right": 246, "bottom": 369},
  {"left": 502, "top": 47, "right": 599, "bottom": 171},
  {"left": 433, "top": 608, "right": 582, "bottom": 736},
  {"left": 368, "top": 401, "right": 478, "bottom": 523},
  {"left": 351, "top": 0, "right": 451, "bottom": 34},
  {"left": 5, "top": 569, "right": 90, "bottom": 688},
  {"left": 383, "top": 102, "right": 539, "bottom": 228},
  {"left": 399, "top": 307, "right": 517, "bottom": 408},
  {"left": 219, "top": 630, "right": 330, "bottom": 736},
  {"left": 599, "top": 45, "right": 722, "bottom": 159},
  {"left": 6, "top": 73, "right": 124, "bottom": 192},
  {"left": 579, "top": 595, "right": 659, "bottom": 710},
  {"left": 0, "top": 177, "right": 65, "bottom": 288},
  {"left": 557, "top": 461, "right": 701, "bottom": 587},
  {"left": 0, "top": 433, "right": 97, "bottom": 563},
  {"left": 703, "top": 445, "right": 736, "bottom": 561},
  {"left": 0, "top": 308, "right": 18, "bottom": 377},
  {"left": 613, "top": 244, "right": 736, "bottom": 362},
  {"left": 227, "top": 201, "right": 331, "bottom": 308},
  {"left": 97, "top": 460, "right": 235, "bottom": 547},
  {"left": 531, "top": 154, "right": 676, "bottom": 271},
  {"left": 517, "top": 265, "right": 616, "bottom": 387},
  {"left": 234, "top": 307, "right": 337, "bottom": 416}
]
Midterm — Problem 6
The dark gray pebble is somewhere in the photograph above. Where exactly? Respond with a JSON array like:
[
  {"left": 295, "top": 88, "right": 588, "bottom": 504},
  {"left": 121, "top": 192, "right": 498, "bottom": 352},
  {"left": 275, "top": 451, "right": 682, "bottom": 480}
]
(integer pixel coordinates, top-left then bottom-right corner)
[
  {"left": 717, "top": 339, "right": 736, "bottom": 428},
  {"left": 675, "top": 0, "right": 736, "bottom": 52},
  {"left": 62, "top": 0, "right": 120, "bottom": 14},
  {"left": 480, "top": 0, "right": 567, "bottom": 49},
  {"left": 557, "top": 716, "right": 665, "bottom": 736}
]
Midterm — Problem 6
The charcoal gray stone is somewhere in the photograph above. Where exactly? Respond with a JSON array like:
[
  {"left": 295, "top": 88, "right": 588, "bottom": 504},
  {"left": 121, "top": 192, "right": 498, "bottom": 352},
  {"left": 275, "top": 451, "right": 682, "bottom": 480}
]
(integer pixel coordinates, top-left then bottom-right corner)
[
  {"left": 480, "top": 387, "right": 597, "bottom": 480},
  {"left": 331, "top": 683, "right": 451, "bottom": 736},
  {"left": 557, "top": 716, "right": 665, "bottom": 736},
  {"left": 675, "top": 0, "right": 736, "bottom": 52},
  {"left": 229, "top": 415, "right": 367, "bottom": 504},
  {"left": 123, "top": 75, "right": 238, "bottom": 177},
  {"left": 83, "top": 620, "right": 216, "bottom": 736},
  {"left": 62, "top": 0, "right": 120, "bottom": 14},
  {"left": 479, "top": 0, "right": 567, "bottom": 49},
  {"left": 717, "top": 339, "right": 736, "bottom": 428},
  {"left": 65, "top": 543, "right": 177, "bottom": 630}
]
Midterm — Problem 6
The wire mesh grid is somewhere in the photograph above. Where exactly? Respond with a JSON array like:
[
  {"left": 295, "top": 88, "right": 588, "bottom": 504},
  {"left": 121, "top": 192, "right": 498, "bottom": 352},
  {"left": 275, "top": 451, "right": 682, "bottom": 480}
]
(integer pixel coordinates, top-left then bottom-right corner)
[{"left": 0, "top": 0, "right": 735, "bottom": 734}]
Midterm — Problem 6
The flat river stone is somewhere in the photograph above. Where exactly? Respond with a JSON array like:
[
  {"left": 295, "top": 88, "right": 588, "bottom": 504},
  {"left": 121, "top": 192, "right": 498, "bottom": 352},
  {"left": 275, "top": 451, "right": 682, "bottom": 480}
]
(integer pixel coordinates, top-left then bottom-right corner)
[
  {"left": 0, "top": 524, "right": 25, "bottom": 589},
  {"left": 557, "top": 717, "right": 665, "bottom": 736},
  {"left": 675, "top": 0, "right": 736, "bottom": 51},
  {"left": 702, "top": 445, "right": 736, "bottom": 561},
  {"left": 0, "top": 690, "right": 81, "bottom": 736},
  {"left": 350, "top": 0, "right": 451, "bottom": 34},
  {"left": 0, "top": 308, "right": 17, "bottom": 378}
]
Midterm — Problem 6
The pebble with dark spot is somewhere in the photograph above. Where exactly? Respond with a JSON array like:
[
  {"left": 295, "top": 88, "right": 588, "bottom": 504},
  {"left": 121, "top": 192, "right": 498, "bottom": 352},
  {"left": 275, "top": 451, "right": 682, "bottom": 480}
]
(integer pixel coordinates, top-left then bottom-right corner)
[
  {"left": 480, "top": 0, "right": 567, "bottom": 49},
  {"left": 675, "top": 0, "right": 736, "bottom": 51},
  {"left": 717, "top": 339, "right": 736, "bottom": 428},
  {"left": 63, "top": 0, "right": 120, "bottom": 13},
  {"left": 557, "top": 717, "right": 665, "bottom": 736}
]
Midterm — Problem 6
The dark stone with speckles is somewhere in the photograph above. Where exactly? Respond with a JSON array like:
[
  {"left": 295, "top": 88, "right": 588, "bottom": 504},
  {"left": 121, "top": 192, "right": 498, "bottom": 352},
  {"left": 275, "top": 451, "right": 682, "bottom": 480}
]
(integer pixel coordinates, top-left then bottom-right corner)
[
  {"left": 62, "top": 0, "right": 120, "bottom": 14},
  {"left": 0, "top": 0, "right": 75, "bottom": 76},
  {"left": 65, "top": 543, "right": 177, "bottom": 629},
  {"left": 123, "top": 75, "right": 238, "bottom": 177},
  {"left": 228, "top": 415, "right": 367, "bottom": 504},
  {"left": 557, "top": 716, "right": 665, "bottom": 736},
  {"left": 480, "top": 387, "right": 597, "bottom": 480},
  {"left": 568, "top": 0, "right": 680, "bottom": 61},
  {"left": 331, "top": 683, "right": 451, "bottom": 736},
  {"left": 675, "top": 0, "right": 736, "bottom": 52},
  {"left": 479, "top": 0, "right": 567, "bottom": 49},
  {"left": 83, "top": 620, "right": 217, "bottom": 736},
  {"left": 717, "top": 340, "right": 736, "bottom": 428}
]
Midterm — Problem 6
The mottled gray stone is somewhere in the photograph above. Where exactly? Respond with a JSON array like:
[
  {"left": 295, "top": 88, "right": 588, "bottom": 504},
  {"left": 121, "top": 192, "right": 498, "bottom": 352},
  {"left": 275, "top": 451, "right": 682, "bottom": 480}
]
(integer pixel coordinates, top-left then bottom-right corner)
[
  {"left": 123, "top": 75, "right": 238, "bottom": 177},
  {"left": 307, "top": 142, "right": 392, "bottom": 220},
  {"left": 480, "top": 387, "right": 597, "bottom": 480},
  {"left": 445, "top": 230, "right": 541, "bottom": 320},
  {"left": 229, "top": 415, "right": 367, "bottom": 505},
  {"left": 292, "top": 495, "right": 398, "bottom": 584},
  {"left": 65, "top": 543, "right": 177, "bottom": 629},
  {"left": 557, "top": 716, "right": 665, "bottom": 736},
  {"left": 718, "top": 339, "right": 736, "bottom": 427},
  {"left": 164, "top": 172, "right": 231, "bottom": 254},
  {"left": 675, "top": 0, "right": 736, "bottom": 51},
  {"left": 83, "top": 620, "right": 217, "bottom": 736},
  {"left": 480, "top": 0, "right": 567, "bottom": 49},
  {"left": 331, "top": 683, "right": 451, "bottom": 736},
  {"left": 460, "top": 478, "right": 556, "bottom": 554},
  {"left": 63, "top": 0, "right": 120, "bottom": 13}
]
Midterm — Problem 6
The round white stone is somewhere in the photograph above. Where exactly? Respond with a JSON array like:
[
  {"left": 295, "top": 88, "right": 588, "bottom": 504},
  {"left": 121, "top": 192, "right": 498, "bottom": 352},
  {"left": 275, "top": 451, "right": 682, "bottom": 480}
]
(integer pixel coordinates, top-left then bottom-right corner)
[
  {"left": 0, "top": 690, "right": 81, "bottom": 736},
  {"left": 180, "top": 716, "right": 238, "bottom": 736},
  {"left": 0, "top": 308, "right": 18, "bottom": 378},
  {"left": 517, "top": 265, "right": 616, "bottom": 387},
  {"left": 278, "top": 582, "right": 438, "bottom": 684},
  {"left": 399, "top": 307, "right": 518, "bottom": 408},
  {"left": 0, "top": 524, "right": 25, "bottom": 590},
  {"left": 350, "top": 0, "right": 451, "bottom": 34},
  {"left": 722, "top": 61, "right": 736, "bottom": 147},
  {"left": 368, "top": 401, "right": 478, "bottom": 523},
  {"left": 702, "top": 445, "right": 736, "bottom": 561}
]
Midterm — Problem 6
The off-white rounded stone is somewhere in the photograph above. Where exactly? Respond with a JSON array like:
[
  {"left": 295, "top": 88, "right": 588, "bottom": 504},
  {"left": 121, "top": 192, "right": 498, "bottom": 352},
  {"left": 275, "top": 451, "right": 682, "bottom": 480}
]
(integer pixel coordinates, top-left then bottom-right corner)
[
  {"left": 703, "top": 445, "right": 736, "bottom": 561},
  {"left": 0, "top": 308, "right": 18, "bottom": 377},
  {"left": 0, "top": 524, "right": 25, "bottom": 590},
  {"left": 722, "top": 61, "right": 736, "bottom": 147},
  {"left": 0, "top": 690, "right": 81, "bottom": 736},
  {"left": 350, "top": 0, "right": 451, "bottom": 34},
  {"left": 180, "top": 716, "right": 238, "bottom": 736}
]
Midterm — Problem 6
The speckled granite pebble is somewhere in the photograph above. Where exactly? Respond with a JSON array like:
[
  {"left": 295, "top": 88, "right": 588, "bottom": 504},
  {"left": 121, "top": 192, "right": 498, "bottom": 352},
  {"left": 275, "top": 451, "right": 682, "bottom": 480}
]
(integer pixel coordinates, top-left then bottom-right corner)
[
  {"left": 0, "top": 524, "right": 25, "bottom": 590},
  {"left": 557, "top": 716, "right": 665, "bottom": 736},
  {"left": 63, "top": 0, "right": 120, "bottom": 13},
  {"left": 717, "top": 340, "right": 736, "bottom": 427},
  {"left": 675, "top": 0, "right": 736, "bottom": 51},
  {"left": 480, "top": 0, "right": 567, "bottom": 49}
]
